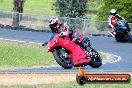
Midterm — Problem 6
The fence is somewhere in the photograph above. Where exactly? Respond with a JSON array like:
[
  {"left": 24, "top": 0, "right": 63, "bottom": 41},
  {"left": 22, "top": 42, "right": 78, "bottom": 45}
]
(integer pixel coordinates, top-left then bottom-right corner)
[{"left": 0, "top": 11, "right": 132, "bottom": 35}]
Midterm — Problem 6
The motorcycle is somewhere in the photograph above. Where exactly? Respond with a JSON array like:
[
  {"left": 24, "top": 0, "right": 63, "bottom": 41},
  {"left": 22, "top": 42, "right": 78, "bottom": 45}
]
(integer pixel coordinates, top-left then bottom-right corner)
[
  {"left": 109, "top": 20, "right": 132, "bottom": 42},
  {"left": 45, "top": 33, "right": 102, "bottom": 69}
]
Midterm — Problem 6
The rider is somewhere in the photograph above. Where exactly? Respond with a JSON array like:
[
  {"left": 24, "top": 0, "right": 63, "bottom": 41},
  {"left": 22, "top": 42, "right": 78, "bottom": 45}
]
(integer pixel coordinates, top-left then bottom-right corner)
[
  {"left": 42, "top": 17, "right": 90, "bottom": 49},
  {"left": 42, "top": 17, "right": 73, "bottom": 46},
  {"left": 108, "top": 9, "right": 129, "bottom": 36}
]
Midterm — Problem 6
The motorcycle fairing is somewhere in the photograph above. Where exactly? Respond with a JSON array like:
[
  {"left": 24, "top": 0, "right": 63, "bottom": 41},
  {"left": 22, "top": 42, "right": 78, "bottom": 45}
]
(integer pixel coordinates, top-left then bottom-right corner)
[{"left": 47, "top": 34, "right": 91, "bottom": 66}]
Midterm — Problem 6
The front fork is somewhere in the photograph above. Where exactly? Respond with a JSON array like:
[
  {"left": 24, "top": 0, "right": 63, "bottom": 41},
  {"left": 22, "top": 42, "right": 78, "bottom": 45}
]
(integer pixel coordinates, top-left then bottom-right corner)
[{"left": 84, "top": 46, "right": 92, "bottom": 60}]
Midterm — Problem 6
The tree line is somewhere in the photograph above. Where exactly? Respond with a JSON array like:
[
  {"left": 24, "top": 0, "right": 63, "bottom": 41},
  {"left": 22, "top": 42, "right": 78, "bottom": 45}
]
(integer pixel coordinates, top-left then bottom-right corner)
[
  {"left": 97, "top": 0, "right": 132, "bottom": 22},
  {"left": 12, "top": 0, "right": 132, "bottom": 27}
]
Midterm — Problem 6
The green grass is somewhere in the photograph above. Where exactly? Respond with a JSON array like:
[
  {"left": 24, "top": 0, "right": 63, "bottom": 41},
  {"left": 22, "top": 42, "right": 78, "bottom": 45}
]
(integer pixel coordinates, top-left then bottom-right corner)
[
  {"left": 0, "top": 81, "right": 131, "bottom": 88},
  {"left": 0, "top": 0, "right": 101, "bottom": 19},
  {"left": 41, "top": 81, "right": 132, "bottom": 88},
  {"left": 0, "top": 0, "right": 56, "bottom": 16},
  {"left": 0, "top": 41, "right": 105, "bottom": 67},
  {"left": 0, "top": 41, "right": 55, "bottom": 67}
]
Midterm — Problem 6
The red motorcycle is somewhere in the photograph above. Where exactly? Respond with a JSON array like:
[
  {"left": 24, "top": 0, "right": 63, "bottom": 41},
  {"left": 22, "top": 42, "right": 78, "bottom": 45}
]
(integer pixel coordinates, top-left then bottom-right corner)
[{"left": 46, "top": 33, "right": 102, "bottom": 69}]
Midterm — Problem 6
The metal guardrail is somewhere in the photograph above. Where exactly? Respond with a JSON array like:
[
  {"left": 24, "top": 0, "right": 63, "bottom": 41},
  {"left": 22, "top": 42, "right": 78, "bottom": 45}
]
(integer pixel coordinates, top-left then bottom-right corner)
[{"left": 0, "top": 11, "right": 131, "bottom": 34}]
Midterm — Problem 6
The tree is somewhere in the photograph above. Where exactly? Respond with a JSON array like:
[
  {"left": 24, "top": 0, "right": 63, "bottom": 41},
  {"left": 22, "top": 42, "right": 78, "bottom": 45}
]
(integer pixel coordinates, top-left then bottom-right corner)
[
  {"left": 12, "top": 0, "right": 26, "bottom": 27},
  {"left": 97, "top": 0, "right": 132, "bottom": 22},
  {"left": 53, "top": 0, "right": 88, "bottom": 18}
]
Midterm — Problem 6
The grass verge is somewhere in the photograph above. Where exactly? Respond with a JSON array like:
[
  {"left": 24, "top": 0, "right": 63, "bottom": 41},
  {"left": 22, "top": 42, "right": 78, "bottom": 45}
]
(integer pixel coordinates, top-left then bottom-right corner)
[
  {"left": 0, "top": 0, "right": 56, "bottom": 16},
  {"left": 0, "top": 0, "right": 101, "bottom": 19},
  {"left": 0, "top": 81, "right": 131, "bottom": 88},
  {"left": 0, "top": 40, "right": 106, "bottom": 67},
  {"left": 0, "top": 40, "right": 55, "bottom": 67},
  {"left": 37, "top": 81, "right": 132, "bottom": 88}
]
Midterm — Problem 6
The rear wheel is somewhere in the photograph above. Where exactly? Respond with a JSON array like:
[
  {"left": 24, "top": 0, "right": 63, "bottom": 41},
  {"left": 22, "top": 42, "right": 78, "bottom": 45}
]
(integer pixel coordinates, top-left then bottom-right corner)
[
  {"left": 53, "top": 48, "right": 72, "bottom": 69},
  {"left": 127, "top": 32, "right": 132, "bottom": 42},
  {"left": 87, "top": 47, "right": 102, "bottom": 68}
]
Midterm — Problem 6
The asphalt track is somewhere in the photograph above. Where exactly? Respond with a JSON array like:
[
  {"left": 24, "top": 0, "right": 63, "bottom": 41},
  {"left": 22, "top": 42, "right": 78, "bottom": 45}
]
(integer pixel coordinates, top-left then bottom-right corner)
[{"left": 0, "top": 29, "right": 132, "bottom": 73}]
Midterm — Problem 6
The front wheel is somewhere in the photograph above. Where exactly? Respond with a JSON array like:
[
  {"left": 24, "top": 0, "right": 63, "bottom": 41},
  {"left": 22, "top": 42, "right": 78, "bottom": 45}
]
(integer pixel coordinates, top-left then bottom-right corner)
[
  {"left": 115, "top": 32, "right": 131, "bottom": 42},
  {"left": 115, "top": 33, "right": 126, "bottom": 42},
  {"left": 53, "top": 48, "right": 72, "bottom": 69},
  {"left": 88, "top": 47, "right": 102, "bottom": 68}
]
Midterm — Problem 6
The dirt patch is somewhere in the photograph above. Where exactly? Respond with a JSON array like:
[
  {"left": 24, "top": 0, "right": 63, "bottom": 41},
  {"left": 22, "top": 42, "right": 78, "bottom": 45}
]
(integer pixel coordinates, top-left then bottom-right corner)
[
  {"left": 0, "top": 74, "right": 76, "bottom": 85},
  {"left": 0, "top": 72, "right": 132, "bottom": 85}
]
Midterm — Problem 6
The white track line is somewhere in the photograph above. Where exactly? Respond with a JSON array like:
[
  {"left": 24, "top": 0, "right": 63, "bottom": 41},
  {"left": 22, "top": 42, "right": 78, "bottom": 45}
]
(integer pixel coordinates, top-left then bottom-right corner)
[
  {"left": 0, "top": 37, "right": 42, "bottom": 45},
  {"left": 101, "top": 52, "right": 122, "bottom": 64}
]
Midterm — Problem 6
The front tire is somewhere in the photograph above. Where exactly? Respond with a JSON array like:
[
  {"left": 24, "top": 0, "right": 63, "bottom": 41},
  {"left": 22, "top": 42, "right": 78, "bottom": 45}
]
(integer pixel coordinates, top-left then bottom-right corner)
[
  {"left": 88, "top": 47, "right": 102, "bottom": 68},
  {"left": 115, "top": 33, "right": 125, "bottom": 42},
  {"left": 53, "top": 48, "right": 72, "bottom": 69},
  {"left": 115, "top": 32, "right": 131, "bottom": 42},
  {"left": 115, "top": 36, "right": 123, "bottom": 42}
]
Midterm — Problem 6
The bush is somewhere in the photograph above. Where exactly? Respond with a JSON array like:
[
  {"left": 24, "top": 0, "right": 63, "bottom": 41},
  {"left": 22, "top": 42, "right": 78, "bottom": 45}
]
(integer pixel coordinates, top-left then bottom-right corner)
[{"left": 53, "top": 0, "right": 88, "bottom": 18}]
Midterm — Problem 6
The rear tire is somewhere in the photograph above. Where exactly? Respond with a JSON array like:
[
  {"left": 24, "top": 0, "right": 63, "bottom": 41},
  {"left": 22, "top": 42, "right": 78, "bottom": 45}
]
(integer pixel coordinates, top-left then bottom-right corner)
[
  {"left": 127, "top": 32, "right": 132, "bottom": 42},
  {"left": 88, "top": 47, "right": 102, "bottom": 68},
  {"left": 53, "top": 48, "right": 72, "bottom": 69}
]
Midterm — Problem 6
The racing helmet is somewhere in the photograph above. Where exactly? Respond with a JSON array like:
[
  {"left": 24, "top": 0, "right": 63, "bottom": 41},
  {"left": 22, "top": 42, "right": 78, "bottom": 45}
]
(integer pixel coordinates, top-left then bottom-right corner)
[
  {"left": 110, "top": 9, "right": 117, "bottom": 15},
  {"left": 49, "top": 18, "right": 61, "bottom": 32}
]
